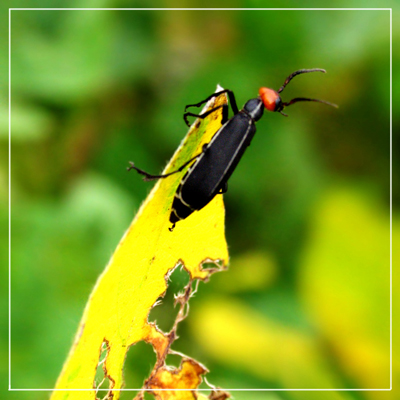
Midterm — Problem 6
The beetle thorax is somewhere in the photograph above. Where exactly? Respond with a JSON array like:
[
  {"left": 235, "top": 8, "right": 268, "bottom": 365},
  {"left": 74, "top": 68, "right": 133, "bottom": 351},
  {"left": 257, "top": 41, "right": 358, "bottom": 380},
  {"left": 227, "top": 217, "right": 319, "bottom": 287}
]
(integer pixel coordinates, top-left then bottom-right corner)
[{"left": 243, "top": 98, "right": 264, "bottom": 121}]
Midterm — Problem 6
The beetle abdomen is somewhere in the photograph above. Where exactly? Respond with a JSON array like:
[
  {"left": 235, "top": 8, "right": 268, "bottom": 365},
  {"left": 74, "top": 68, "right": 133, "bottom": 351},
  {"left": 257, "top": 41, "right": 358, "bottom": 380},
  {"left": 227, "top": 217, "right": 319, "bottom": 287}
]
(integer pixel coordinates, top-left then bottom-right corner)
[
  {"left": 180, "top": 112, "right": 255, "bottom": 212},
  {"left": 170, "top": 192, "right": 193, "bottom": 223}
]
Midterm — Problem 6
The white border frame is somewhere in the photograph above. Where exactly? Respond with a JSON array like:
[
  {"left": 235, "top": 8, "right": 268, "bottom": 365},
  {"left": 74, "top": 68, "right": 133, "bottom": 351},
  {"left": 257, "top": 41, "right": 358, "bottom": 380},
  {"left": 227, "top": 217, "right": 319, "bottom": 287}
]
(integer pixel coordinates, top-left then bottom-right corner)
[{"left": 8, "top": 7, "right": 392, "bottom": 393}]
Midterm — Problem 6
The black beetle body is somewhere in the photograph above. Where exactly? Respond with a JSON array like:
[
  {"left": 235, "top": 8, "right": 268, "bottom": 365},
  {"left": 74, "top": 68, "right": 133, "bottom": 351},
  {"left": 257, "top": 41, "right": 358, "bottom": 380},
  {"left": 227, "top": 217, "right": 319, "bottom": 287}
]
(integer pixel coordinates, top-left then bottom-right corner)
[
  {"left": 128, "top": 69, "right": 337, "bottom": 231},
  {"left": 170, "top": 99, "right": 263, "bottom": 225}
]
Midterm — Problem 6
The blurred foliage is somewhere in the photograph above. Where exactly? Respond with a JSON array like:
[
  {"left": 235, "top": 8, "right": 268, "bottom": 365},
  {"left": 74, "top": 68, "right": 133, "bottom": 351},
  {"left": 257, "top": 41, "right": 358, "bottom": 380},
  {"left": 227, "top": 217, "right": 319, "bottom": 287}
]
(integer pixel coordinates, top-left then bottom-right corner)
[{"left": 2, "top": 3, "right": 395, "bottom": 400}]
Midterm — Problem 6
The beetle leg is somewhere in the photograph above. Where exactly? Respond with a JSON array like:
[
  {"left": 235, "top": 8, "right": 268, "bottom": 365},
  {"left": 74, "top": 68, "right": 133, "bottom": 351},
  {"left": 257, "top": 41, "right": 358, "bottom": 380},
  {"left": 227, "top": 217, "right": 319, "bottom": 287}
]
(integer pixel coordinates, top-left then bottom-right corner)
[
  {"left": 183, "top": 89, "right": 239, "bottom": 127},
  {"left": 185, "top": 89, "right": 239, "bottom": 114},
  {"left": 127, "top": 144, "right": 208, "bottom": 181},
  {"left": 183, "top": 105, "right": 225, "bottom": 127},
  {"left": 225, "top": 90, "right": 239, "bottom": 114}
]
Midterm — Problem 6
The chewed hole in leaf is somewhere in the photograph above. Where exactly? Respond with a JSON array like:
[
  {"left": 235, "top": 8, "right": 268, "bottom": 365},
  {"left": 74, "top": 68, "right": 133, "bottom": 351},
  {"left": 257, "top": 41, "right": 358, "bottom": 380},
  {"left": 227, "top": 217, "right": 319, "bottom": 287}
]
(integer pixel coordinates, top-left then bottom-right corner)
[
  {"left": 149, "top": 265, "right": 191, "bottom": 333},
  {"left": 123, "top": 340, "right": 157, "bottom": 393},
  {"left": 94, "top": 340, "right": 113, "bottom": 398},
  {"left": 120, "top": 391, "right": 140, "bottom": 400},
  {"left": 164, "top": 351, "right": 188, "bottom": 369},
  {"left": 201, "top": 259, "right": 225, "bottom": 272},
  {"left": 127, "top": 390, "right": 154, "bottom": 400},
  {"left": 143, "top": 392, "right": 155, "bottom": 400}
]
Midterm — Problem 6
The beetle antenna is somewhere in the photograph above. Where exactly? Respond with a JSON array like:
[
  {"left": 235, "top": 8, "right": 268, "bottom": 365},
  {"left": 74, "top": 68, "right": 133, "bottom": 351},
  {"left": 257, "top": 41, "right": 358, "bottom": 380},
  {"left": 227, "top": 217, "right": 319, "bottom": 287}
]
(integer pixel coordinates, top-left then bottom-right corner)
[
  {"left": 282, "top": 97, "right": 338, "bottom": 109},
  {"left": 277, "top": 68, "right": 326, "bottom": 94}
]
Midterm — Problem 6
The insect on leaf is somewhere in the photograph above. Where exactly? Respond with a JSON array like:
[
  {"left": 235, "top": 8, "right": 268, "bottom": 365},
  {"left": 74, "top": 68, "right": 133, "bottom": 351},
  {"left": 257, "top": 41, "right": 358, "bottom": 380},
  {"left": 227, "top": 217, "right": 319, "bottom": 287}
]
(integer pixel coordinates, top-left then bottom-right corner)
[{"left": 51, "top": 87, "right": 230, "bottom": 400}]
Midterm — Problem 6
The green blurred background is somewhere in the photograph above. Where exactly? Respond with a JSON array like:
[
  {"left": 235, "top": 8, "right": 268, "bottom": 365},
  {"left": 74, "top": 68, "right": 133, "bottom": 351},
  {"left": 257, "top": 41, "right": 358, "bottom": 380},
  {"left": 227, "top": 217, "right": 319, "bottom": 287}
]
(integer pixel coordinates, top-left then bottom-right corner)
[{"left": 3, "top": 3, "right": 397, "bottom": 400}]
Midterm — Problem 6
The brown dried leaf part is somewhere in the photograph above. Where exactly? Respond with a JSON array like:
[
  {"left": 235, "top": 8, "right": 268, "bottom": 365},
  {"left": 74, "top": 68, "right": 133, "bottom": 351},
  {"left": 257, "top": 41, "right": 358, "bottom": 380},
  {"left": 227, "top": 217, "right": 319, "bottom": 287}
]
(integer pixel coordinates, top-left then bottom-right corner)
[
  {"left": 135, "top": 275, "right": 222, "bottom": 400},
  {"left": 144, "top": 358, "right": 207, "bottom": 400},
  {"left": 208, "top": 390, "right": 231, "bottom": 400}
]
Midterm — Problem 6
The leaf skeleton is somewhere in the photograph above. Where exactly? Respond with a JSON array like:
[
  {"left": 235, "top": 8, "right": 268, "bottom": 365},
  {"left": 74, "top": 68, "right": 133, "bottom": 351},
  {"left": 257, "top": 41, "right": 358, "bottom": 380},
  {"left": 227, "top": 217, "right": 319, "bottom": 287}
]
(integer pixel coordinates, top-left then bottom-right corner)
[{"left": 128, "top": 68, "right": 337, "bottom": 232}]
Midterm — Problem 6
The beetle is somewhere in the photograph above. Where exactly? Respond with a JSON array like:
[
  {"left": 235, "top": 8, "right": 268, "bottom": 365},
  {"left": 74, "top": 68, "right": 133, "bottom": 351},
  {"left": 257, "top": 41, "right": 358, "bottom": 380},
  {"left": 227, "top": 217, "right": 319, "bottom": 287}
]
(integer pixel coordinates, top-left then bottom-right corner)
[{"left": 128, "top": 68, "right": 337, "bottom": 231}]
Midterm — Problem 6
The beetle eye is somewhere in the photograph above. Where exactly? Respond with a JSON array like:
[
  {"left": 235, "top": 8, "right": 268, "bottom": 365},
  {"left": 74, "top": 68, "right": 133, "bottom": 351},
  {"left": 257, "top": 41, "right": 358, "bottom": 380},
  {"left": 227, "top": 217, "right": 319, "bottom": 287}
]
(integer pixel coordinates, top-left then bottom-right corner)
[
  {"left": 258, "top": 87, "right": 281, "bottom": 112},
  {"left": 274, "top": 97, "right": 284, "bottom": 112}
]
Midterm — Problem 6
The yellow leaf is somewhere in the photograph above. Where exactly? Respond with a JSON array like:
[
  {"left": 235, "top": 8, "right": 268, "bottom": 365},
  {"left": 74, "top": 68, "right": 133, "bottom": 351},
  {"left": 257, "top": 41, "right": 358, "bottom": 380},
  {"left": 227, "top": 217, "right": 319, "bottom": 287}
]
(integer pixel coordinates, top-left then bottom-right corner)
[
  {"left": 211, "top": 251, "right": 277, "bottom": 293},
  {"left": 191, "top": 297, "right": 346, "bottom": 396},
  {"left": 299, "top": 187, "right": 391, "bottom": 392},
  {"left": 51, "top": 88, "right": 229, "bottom": 399}
]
